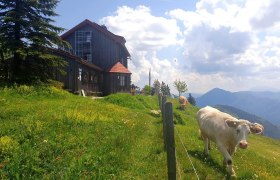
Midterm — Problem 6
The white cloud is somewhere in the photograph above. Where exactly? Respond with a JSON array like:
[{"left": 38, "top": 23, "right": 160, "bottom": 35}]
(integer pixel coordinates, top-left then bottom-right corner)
[
  {"left": 100, "top": 1, "right": 280, "bottom": 94},
  {"left": 166, "top": 0, "right": 280, "bottom": 93},
  {"left": 101, "top": 6, "right": 182, "bottom": 91},
  {"left": 249, "top": 0, "right": 280, "bottom": 29},
  {"left": 169, "top": 0, "right": 280, "bottom": 32},
  {"left": 101, "top": 6, "right": 182, "bottom": 51},
  {"left": 183, "top": 25, "right": 252, "bottom": 75}
]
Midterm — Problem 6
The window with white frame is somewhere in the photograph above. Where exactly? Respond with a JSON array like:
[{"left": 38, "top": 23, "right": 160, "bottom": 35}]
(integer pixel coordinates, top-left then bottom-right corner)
[
  {"left": 119, "top": 75, "right": 125, "bottom": 86},
  {"left": 75, "top": 31, "right": 92, "bottom": 63}
]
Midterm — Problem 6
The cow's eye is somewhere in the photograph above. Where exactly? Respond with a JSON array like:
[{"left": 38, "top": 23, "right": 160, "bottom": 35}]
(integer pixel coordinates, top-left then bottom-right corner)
[{"left": 236, "top": 129, "right": 240, "bottom": 134}]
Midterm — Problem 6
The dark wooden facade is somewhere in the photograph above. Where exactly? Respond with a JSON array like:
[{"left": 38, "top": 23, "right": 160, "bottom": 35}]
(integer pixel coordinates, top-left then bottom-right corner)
[
  {"left": 52, "top": 49, "right": 103, "bottom": 95},
  {"left": 103, "top": 62, "right": 132, "bottom": 95},
  {"left": 103, "top": 73, "right": 131, "bottom": 95},
  {"left": 55, "top": 19, "right": 131, "bottom": 96},
  {"left": 61, "top": 19, "right": 130, "bottom": 69}
]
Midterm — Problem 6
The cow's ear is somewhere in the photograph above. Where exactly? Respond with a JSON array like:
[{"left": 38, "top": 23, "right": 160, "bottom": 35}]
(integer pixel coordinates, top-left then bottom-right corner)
[{"left": 225, "top": 119, "right": 239, "bottom": 128}]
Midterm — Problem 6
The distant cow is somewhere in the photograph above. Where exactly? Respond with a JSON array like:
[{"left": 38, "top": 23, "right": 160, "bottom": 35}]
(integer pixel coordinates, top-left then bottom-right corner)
[
  {"left": 178, "top": 96, "right": 188, "bottom": 109},
  {"left": 196, "top": 106, "right": 264, "bottom": 176}
]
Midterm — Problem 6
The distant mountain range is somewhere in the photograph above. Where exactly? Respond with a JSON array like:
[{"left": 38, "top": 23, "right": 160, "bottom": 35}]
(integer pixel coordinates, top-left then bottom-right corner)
[
  {"left": 215, "top": 105, "right": 280, "bottom": 140},
  {"left": 196, "top": 88, "right": 280, "bottom": 126}
]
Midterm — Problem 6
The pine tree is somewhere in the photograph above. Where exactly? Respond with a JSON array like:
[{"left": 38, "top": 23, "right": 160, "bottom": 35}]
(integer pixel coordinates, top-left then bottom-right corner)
[
  {"left": 187, "top": 93, "right": 196, "bottom": 106},
  {"left": 160, "top": 81, "right": 171, "bottom": 96},
  {"left": 160, "top": 81, "right": 166, "bottom": 95},
  {"left": 153, "top": 79, "right": 160, "bottom": 95},
  {"left": 0, "top": 41, "right": 9, "bottom": 80},
  {"left": 165, "top": 85, "right": 171, "bottom": 96},
  {"left": 0, "top": 0, "right": 68, "bottom": 82}
]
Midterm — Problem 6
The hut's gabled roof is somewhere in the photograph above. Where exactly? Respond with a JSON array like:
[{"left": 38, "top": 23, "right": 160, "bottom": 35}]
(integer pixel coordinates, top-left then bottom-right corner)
[
  {"left": 108, "top": 62, "right": 131, "bottom": 74},
  {"left": 60, "top": 19, "right": 130, "bottom": 56}
]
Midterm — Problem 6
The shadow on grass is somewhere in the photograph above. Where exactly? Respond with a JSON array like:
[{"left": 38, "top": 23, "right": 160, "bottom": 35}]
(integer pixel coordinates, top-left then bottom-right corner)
[{"left": 188, "top": 150, "right": 232, "bottom": 179}]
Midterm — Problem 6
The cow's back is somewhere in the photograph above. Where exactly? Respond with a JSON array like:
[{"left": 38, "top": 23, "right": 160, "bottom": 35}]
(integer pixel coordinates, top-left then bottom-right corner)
[{"left": 197, "top": 106, "right": 232, "bottom": 142}]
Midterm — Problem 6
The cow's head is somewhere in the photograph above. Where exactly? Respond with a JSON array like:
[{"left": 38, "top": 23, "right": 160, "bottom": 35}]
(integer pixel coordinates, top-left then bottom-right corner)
[
  {"left": 239, "top": 119, "right": 264, "bottom": 135},
  {"left": 225, "top": 119, "right": 250, "bottom": 149}
]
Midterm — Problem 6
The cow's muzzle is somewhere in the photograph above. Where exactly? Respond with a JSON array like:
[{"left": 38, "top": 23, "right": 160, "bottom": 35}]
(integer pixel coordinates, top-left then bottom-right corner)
[{"left": 239, "top": 141, "right": 248, "bottom": 149}]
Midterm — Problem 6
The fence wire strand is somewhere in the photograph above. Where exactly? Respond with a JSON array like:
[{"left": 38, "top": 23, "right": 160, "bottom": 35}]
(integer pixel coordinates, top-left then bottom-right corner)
[
  {"left": 175, "top": 150, "right": 183, "bottom": 180},
  {"left": 158, "top": 95, "right": 199, "bottom": 179},
  {"left": 175, "top": 126, "right": 200, "bottom": 180}
]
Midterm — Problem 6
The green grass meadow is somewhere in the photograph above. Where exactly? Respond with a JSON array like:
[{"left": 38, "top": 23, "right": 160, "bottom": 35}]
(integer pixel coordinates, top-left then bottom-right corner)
[{"left": 0, "top": 85, "right": 279, "bottom": 179}]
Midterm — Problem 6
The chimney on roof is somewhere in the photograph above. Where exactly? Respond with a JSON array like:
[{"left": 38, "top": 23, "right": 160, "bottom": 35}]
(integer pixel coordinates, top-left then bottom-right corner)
[{"left": 101, "top": 25, "right": 107, "bottom": 30}]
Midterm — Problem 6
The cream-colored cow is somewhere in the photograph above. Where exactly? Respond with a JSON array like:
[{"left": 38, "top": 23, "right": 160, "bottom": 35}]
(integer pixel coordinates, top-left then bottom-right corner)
[{"left": 196, "top": 106, "right": 264, "bottom": 176}]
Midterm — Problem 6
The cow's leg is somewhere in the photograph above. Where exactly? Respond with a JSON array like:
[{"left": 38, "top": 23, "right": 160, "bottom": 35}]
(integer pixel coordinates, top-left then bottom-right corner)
[
  {"left": 200, "top": 132, "right": 210, "bottom": 155},
  {"left": 228, "top": 147, "right": 235, "bottom": 156},
  {"left": 203, "top": 138, "right": 209, "bottom": 155},
  {"left": 217, "top": 144, "right": 236, "bottom": 176},
  {"left": 223, "top": 158, "right": 227, "bottom": 168},
  {"left": 223, "top": 148, "right": 234, "bottom": 168}
]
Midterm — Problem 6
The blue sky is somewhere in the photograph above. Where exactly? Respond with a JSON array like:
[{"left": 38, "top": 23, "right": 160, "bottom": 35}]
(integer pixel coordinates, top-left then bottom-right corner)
[
  {"left": 54, "top": 0, "right": 280, "bottom": 94},
  {"left": 55, "top": 0, "right": 197, "bottom": 28}
]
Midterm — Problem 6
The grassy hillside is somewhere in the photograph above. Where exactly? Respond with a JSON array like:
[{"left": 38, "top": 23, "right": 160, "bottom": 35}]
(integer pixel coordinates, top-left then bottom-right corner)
[
  {"left": 0, "top": 85, "right": 279, "bottom": 179},
  {"left": 0, "top": 85, "right": 166, "bottom": 179}
]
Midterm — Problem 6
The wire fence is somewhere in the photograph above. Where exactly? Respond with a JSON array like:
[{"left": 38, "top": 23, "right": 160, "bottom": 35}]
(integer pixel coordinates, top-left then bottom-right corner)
[
  {"left": 159, "top": 94, "right": 200, "bottom": 180},
  {"left": 175, "top": 149, "right": 183, "bottom": 180},
  {"left": 175, "top": 126, "right": 200, "bottom": 180}
]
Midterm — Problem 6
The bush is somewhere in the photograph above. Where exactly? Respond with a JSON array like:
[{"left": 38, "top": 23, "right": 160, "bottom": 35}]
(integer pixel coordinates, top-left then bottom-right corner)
[
  {"left": 16, "top": 85, "right": 35, "bottom": 95},
  {"left": 173, "top": 112, "right": 186, "bottom": 125},
  {"left": 46, "top": 80, "right": 64, "bottom": 89},
  {"left": 0, "top": 136, "right": 19, "bottom": 157},
  {"left": 0, "top": 84, "right": 70, "bottom": 98}
]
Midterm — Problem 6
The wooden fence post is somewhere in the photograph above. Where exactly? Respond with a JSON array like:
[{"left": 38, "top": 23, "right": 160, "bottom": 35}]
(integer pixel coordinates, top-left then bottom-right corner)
[
  {"left": 161, "top": 95, "right": 167, "bottom": 151},
  {"left": 164, "top": 102, "right": 176, "bottom": 180}
]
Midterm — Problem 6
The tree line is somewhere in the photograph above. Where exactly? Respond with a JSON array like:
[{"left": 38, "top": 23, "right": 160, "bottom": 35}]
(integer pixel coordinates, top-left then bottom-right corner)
[{"left": 140, "top": 79, "right": 196, "bottom": 106}]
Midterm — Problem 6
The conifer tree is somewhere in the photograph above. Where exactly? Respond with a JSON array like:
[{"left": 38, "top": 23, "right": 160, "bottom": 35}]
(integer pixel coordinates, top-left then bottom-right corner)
[
  {"left": 0, "top": 0, "right": 68, "bottom": 82},
  {"left": 160, "top": 81, "right": 166, "bottom": 95},
  {"left": 165, "top": 84, "right": 171, "bottom": 96},
  {"left": 153, "top": 79, "right": 160, "bottom": 95},
  {"left": 160, "top": 81, "right": 171, "bottom": 96},
  {"left": 187, "top": 93, "right": 196, "bottom": 106}
]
